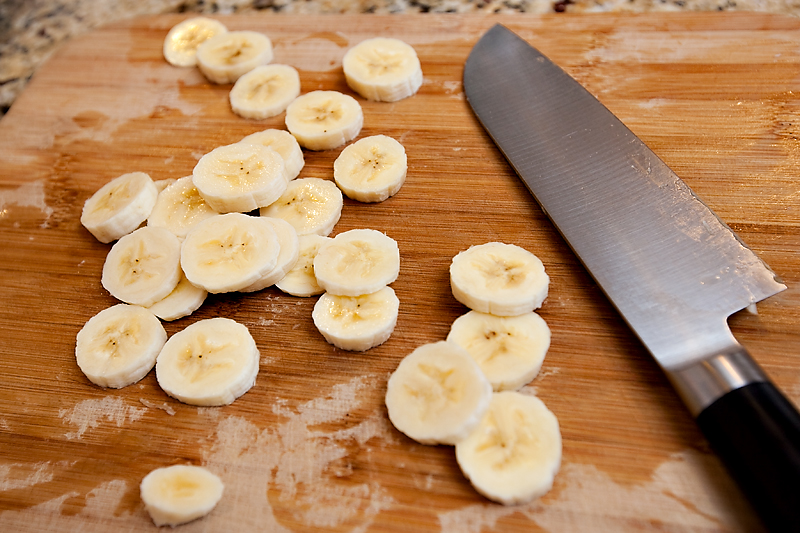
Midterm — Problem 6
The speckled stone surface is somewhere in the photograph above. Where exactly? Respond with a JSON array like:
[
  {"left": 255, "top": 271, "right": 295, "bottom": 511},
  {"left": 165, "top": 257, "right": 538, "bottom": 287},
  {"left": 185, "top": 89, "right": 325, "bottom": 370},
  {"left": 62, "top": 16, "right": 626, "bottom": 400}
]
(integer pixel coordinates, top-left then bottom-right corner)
[{"left": 1, "top": 0, "right": 799, "bottom": 115}]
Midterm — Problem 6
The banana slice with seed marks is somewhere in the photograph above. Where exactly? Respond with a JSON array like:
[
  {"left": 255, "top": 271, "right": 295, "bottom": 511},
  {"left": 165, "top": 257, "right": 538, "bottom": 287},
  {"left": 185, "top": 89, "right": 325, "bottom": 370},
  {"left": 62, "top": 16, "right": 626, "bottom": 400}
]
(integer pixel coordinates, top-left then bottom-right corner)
[
  {"left": 447, "top": 310, "right": 551, "bottom": 392},
  {"left": 230, "top": 64, "right": 301, "bottom": 120},
  {"left": 163, "top": 17, "right": 228, "bottom": 67},
  {"left": 342, "top": 37, "right": 423, "bottom": 102},
  {"left": 285, "top": 90, "right": 363, "bottom": 151},
  {"left": 275, "top": 234, "right": 332, "bottom": 297},
  {"left": 102, "top": 226, "right": 182, "bottom": 307},
  {"left": 147, "top": 270, "right": 208, "bottom": 321},
  {"left": 147, "top": 175, "right": 218, "bottom": 239},
  {"left": 81, "top": 172, "right": 159, "bottom": 244},
  {"left": 333, "top": 134, "right": 407, "bottom": 202},
  {"left": 192, "top": 142, "right": 287, "bottom": 213},
  {"left": 180, "top": 213, "right": 280, "bottom": 294},
  {"left": 450, "top": 242, "right": 549, "bottom": 317},
  {"left": 313, "top": 228, "right": 400, "bottom": 296},
  {"left": 155, "top": 317, "right": 260, "bottom": 406},
  {"left": 312, "top": 286, "right": 399, "bottom": 351},
  {"left": 140, "top": 464, "right": 224, "bottom": 527},
  {"left": 455, "top": 391, "right": 562, "bottom": 505},
  {"left": 239, "top": 217, "right": 299, "bottom": 293},
  {"left": 75, "top": 304, "right": 166, "bottom": 389},
  {"left": 239, "top": 129, "right": 304, "bottom": 181},
  {"left": 385, "top": 341, "right": 493, "bottom": 445},
  {"left": 259, "top": 177, "right": 342, "bottom": 237},
  {"left": 196, "top": 30, "right": 273, "bottom": 84}
]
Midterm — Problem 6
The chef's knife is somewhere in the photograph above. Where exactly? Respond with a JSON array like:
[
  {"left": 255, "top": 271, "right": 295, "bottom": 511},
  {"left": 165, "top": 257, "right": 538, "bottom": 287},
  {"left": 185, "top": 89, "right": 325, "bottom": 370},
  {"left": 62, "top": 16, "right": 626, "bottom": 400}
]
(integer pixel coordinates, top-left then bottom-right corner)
[{"left": 463, "top": 24, "right": 800, "bottom": 531}]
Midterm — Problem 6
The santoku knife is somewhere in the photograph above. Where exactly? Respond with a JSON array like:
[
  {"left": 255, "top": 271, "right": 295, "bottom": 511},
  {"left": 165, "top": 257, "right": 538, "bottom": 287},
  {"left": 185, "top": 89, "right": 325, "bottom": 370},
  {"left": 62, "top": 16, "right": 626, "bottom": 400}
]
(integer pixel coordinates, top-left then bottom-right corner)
[{"left": 463, "top": 24, "right": 800, "bottom": 531}]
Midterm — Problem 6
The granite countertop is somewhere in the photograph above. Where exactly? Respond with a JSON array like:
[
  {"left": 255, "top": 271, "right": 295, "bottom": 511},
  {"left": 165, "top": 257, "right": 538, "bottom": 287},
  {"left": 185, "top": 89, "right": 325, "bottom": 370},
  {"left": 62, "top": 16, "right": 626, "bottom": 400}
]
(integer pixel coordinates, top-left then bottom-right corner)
[{"left": 1, "top": 0, "right": 799, "bottom": 117}]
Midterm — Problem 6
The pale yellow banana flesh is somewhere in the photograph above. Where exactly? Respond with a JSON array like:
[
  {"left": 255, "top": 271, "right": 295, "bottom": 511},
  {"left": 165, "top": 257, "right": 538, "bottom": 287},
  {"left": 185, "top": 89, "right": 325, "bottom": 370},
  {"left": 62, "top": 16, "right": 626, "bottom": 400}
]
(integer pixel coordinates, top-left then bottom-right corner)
[
  {"left": 230, "top": 64, "right": 301, "bottom": 120},
  {"left": 275, "top": 234, "right": 332, "bottom": 297},
  {"left": 259, "top": 177, "right": 342, "bottom": 237},
  {"left": 239, "top": 129, "right": 304, "bottom": 181},
  {"left": 342, "top": 37, "right": 423, "bottom": 102},
  {"left": 81, "top": 171, "right": 158, "bottom": 244},
  {"left": 140, "top": 464, "right": 224, "bottom": 526},
  {"left": 163, "top": 17, "right": 228, "bottom": 67},
  {"left": 284, "top": 90, "right": 363, "bottom": 151},
  {"left": 147, "top": 175, "right": 218, "bottom": 239},
  {"left": 333, "top": 135, "right": 407, "bottom": 203},
  {"left": 196, "top": 30, "right": 273, "bottom": 84},
  {"left": 312, "top": 286, "right": 399, "bottom": 351}
]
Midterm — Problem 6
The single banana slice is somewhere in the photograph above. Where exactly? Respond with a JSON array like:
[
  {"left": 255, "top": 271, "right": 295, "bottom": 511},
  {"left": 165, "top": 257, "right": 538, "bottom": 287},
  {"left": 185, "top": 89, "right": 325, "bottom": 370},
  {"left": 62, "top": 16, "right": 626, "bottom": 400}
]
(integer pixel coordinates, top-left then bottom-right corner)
[
  {"left": 447, "top": 311, "right": 551, "bottom": 392},
  {"left": 163, "top": 17, "right": 228, "bottom": 67},
  {"left": 385, "top": 341, "right": 492, "bottom": 445},
  {"left": 450, "top": 242, "right": 549, "bottom": 317},
  {"left": 192, "top": 142, "right": 287, "bottom": 214},
  {"left": 284, "top": 90, "right": 363, "bottom": 151},
  {"left": 455, "top": 391, "right": 562, "bottom": 505},
  {"left": 196, "top": 30, "right": 273, "bottom": 84},
  {"left": 312, "top": 286, "right": 399, "bottom": 351},
  {"left": 239, "top": 129, "right": 304, "bottom": 181},
  {"left": 155, "top": 317, "right": 260, "bottom": 406},
  {"left": 81, "top": 172, "right": 159, "bottom": 243},
  {"left": 180, "top": 213, "right": 280, "bottom": 294},
  {"left": 147, "top": 175, "right": 218, "bottom": 239},
  {"left": 259, "top": 178, "right": 342, "bottom": 237},
  {"left": 239, "top": 217, "right": 300, "bottom": 293},
  {"left": 313, "top": 228, "right": 399, "bottom": 296},
  {"left": 342, "top": 37, "right": 423, "bottom": 102},
  {"left": 275, "top": 234, "right": 332, "bottom": 297},
  {"left": 75, "top": 304, "right": 166, "bottom": 389},
  {"left": 140, "top": 464, "right": 224, "bottom": 527},
  {"left": 230, "top": 64, "right": 301, "bottom": 120},
  {"left": 147, "top": 271, "right": 208, "bottom": 321},
  {"left": 101, "top": 226, "right": 182, "bottom": 307},
  {"left": 333, "top": 134, "right": 407, "bottom": 203}
]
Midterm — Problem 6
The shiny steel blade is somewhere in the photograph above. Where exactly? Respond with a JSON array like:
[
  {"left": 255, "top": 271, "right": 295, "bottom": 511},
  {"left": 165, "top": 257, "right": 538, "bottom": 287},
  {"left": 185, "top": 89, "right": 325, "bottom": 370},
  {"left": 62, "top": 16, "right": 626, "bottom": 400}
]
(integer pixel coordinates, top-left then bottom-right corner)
[{"left": 463, "top": 24, "right": 786, "bottom": 371}]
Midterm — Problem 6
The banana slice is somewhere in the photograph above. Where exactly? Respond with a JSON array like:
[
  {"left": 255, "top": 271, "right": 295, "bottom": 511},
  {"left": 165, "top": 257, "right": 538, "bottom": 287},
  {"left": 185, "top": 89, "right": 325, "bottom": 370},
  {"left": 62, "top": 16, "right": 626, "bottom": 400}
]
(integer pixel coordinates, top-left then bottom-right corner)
[
  {"left": 333, "top": 134, "right": 407, "bottom": 203},
  {"left": 284, "top": 90, "right": 363, "bottom": 151},
  {"left": 385, "top": 341, "right": 492, "bottom": 445},
  {"left": 259, "top": 177, "right": 342, "bottom": 237},
  {"left": 140, "top": 464, "right": 224, "bottom": 527},
  {"left": 275, "top": 234, "right": 332, "bottom": 297},
  {"left": 312, "top": 286, "right": 399, "bottom": 351},
  {"left": 342, "top": 37, "right": 423, "bottom": 102},
  {"left": 180, "top": 213, "right": 280, "bottom": 294},
  {"left": 239, "top": 217, "right": 300, "bottom": 293},
  {"left": 230, "top": 64, "right": 301, "bottom": 120},
  {"left": 192, "top": 142, "right": 287, "bottom": 214},
  {"left": 450, "top": 242, "right": 549, "bottom": 317},
  {"left": 455, "top": 391, "right": 562, "bottom": 505},
  {"left": 81, "top": 172, "right": 159, "bottom": 243},
  {"left": 101, "top": 226, "right": 182, "bottom": 307},
  {"left": 196, "top": 30, "right": 273, "bottom": 84},
  {"left": 313, "top": 228, "right": 400, "bottom": 296},
  {"left": 163, "top": 17, "right": 228, "bottom": 67},
  {"left": 154, "top": 178, "right": 177, "bottom": 193},
  {"left": 447, "top": 310, "right": 551, "bottom": 392},
  {"left": 147, "top": 271, "right": 208, "bottom": 321},
  {"left": 147, "top": 175, "right": 218, "bottom": 239},
  {"left": 155, "top": 317, "right": 260, "bottom": 406},
  {"left": 239, "top": 129, "right": 304, "bottom": 181},
  {"left": 75, "top": 304, "right": 167, "bottom": 389}
]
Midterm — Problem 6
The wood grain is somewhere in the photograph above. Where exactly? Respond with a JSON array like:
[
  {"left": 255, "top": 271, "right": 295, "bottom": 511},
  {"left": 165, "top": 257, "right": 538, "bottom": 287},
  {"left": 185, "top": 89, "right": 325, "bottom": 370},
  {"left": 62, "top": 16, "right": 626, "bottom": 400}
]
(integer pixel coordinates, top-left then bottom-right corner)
[{"left": 0, "top": 12, "right": 798, "bottom": 532}]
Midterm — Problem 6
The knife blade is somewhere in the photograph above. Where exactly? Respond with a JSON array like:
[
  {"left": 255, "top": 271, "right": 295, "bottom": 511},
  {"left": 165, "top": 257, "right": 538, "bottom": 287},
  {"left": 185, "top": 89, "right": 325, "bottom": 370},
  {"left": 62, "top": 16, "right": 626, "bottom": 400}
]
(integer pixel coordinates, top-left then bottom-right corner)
[{"left": 464, "top": 24, "right": 800, "bottom": 531}]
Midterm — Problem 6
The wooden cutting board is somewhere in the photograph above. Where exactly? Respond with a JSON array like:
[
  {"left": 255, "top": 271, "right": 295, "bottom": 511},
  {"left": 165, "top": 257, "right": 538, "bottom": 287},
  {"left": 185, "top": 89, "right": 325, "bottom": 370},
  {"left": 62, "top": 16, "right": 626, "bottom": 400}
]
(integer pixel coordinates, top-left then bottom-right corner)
[{"left": 1, "top": 12, "right": 798, "bottom": 532}]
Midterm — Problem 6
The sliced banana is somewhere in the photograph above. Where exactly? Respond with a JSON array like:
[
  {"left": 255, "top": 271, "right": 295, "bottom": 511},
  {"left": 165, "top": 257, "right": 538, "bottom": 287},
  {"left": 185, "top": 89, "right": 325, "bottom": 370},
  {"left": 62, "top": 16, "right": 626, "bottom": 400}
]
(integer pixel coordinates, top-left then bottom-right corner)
[
  {"left": 81, "top": 172, "right": 159, "bottom": 244},
  {"left": 154, "top": 178, "right": 177, "bottom": 193},
  {"left": 196, "top": 30, "right": 273, "bottom": 84},
  {"left": 239, "top": 129, "right": 304, "bottom": 181},
  {"left": 342, "top": 37, "right": 423, "bottom": 102},
  {"left": 239, "top": 217, "right": 300, "bottom": 293},
  {"left": 313, "top": 228, "right": 400, "bottom": 296},
  {"left": 147, "top": 175, "right": 218, "bottom": 239},
  {"left": 140, "top": 464, "right": 224, "bottom": 527},
  {"left": 455, "top": 391, "right": 562, "bottom": 506},
  {"left": 450, "top": 242, "right": 549, "bottom": 317},
  {"left": 447, "top": 310, "right": 551, "bottom": 392},
  {"left": 180, "top": 213, "right": 280, "bottom": 294},
  {"left": 312, "top": 286, "right": 399, "bottom": 351},
  {"left": 146, "top": 270, "right": 208, "bottom": 321},
  {"left": 230, "top": 64, "right": 301, "bottom": 120},
  {"left": 385, "top": 341, "right": 492, "bottom": 445},
  {"left": 275, "top": 234, "right": 332, "bottom": 297},
  {"left": 75, "top": 304, "right": 167, "bottom": 389},
  {"left": 192, "top": 142, "right": 287, "bottom": 214},
  {"left": 333, "top": 134, "right": 407, "bottom": 203},
  {"left": 155, "top": 317, "right": 260, "bottom": 406},
  {"left": 163, "top": 17, "right": 228, "bottom": 67},
  {"left": 284, "top": 90, "right": 363, "bottom": 151},
  {"left": 101, "top": 226, "right": 182, "bottom": 307},
  {"left": 259, "top": 177, "right": 342, "bottom": 237}
]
